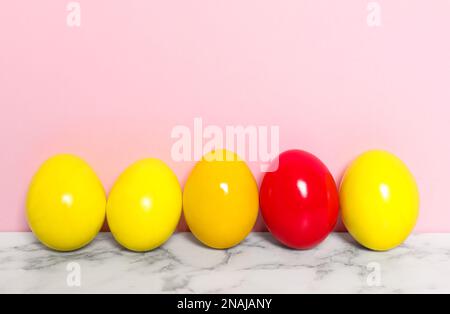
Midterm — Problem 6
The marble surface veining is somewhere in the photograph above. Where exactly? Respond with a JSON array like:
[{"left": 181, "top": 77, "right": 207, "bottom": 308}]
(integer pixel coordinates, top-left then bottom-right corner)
[{"left": 0, "top": 233, "right": 449, "bottom": 294}]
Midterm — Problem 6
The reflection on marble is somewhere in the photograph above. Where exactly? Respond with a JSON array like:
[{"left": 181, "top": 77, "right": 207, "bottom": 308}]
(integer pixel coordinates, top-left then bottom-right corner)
[{"left": 0, "top": 233, "right": 449, "bottom": 294}]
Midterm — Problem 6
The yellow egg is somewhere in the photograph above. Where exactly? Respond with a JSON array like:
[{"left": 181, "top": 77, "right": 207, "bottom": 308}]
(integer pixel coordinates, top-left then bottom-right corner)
[
  {"left": 183, "top": 150, "right": 259, "bottom": 249},
  {"left": 340, "top": 150, "right": 420, "bottom": 251},
  {"left": 107, "top": 159, "right": 182, "bottom": 252},
  {"left": 26, "top": 155, "right": 106, "bottom": 252}
]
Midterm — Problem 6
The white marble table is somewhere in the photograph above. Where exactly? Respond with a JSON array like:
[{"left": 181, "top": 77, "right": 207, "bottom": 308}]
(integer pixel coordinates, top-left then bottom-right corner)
[{"left": 0, "top": 232, "right": 449, "bottom": 294}]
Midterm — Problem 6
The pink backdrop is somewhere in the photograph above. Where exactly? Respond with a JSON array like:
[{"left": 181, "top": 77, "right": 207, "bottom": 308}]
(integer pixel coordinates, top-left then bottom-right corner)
[{"left": 1, "top": 1, "right": 449, "bottom": 232}]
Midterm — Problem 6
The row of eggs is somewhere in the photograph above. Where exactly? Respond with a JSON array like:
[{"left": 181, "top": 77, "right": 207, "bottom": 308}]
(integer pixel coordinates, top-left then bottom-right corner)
[{"left": 26, "top": 149, "right": 419, "bottom": 253}]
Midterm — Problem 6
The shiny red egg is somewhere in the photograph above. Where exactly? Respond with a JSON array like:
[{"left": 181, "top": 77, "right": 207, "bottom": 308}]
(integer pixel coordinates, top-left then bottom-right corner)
[{"left": 260, "top": 150, "right": 339, "bottom": 249}]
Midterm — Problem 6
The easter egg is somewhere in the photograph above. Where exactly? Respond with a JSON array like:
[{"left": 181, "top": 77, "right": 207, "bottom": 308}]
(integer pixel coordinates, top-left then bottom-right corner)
[
  {"left": 340, "top": 150, "right": 420, "bottom": 251},
  {"left": 183, "top": 150, "right": 259, "bottom": 249},
  {"left": 27, "top": 155, "right": 106, "bottom": 251},
  {"left": 107, "top": 159, "right": 182, "bottom": 252},
  {"left": 260, "top": 150, "right": 339, "bottom": 249}
]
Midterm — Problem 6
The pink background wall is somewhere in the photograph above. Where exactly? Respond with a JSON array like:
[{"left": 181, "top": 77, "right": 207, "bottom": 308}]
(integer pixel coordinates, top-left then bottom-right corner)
[{"left": 1, "top": 1, "right": 449, "bottom": 232}]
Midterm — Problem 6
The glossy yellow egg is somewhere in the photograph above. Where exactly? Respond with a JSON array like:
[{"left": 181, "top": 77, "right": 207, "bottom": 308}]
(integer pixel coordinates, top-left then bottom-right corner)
[
  {"left": 107, "top": 159, "right": 182, "bottom": 252},
  {"left": 340, "top": 150, "right": 420, "bottom": 251},
  {"left": 183, "top": 150, "right": 259, "bottom": 249},
  {"left": 26, "top": 155, "right": 106, "bottom": 252}
]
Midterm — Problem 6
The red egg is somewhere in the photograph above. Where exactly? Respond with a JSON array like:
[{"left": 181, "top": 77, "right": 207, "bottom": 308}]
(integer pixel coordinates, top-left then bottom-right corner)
[{"left": 260, "top": 150, "right": 339, "bottom": 249}]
